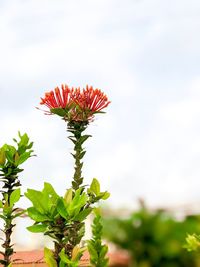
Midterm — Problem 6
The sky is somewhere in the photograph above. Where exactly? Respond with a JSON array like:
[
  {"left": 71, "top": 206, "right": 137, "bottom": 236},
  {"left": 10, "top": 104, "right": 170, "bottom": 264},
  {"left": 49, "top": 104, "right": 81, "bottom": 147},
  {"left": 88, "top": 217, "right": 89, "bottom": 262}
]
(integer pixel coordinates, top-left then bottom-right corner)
[{"left": 1, "top": 0, "right": 200, "bottom": 214}]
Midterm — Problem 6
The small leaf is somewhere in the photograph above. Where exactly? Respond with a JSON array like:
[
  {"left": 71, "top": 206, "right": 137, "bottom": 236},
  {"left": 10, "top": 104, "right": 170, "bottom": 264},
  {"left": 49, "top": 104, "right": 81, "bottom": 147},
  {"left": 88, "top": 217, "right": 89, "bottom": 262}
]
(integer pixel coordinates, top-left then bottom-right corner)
[
  {"left": 100, "top": 191, "right": 110, "bottom": 200},
  {"left": 16, "top": 151, "right": 32, "bottom": 165},
  {"left": 50, "top": 108, "right": 67, "bottom": 117},
  {"left": 10, "top": 188, "right": 21, "bottom": 206},
  {"left": 59, "top": 249, "right": 71, "bottom": 264},
  {"left": 5, "top": 150, "right": 14, "bottom": 164},
  {"left": 74, "top": 208, "right": 92, "bottom": 221},
  {"left": 27, "top": 224, "right": 47, "bottom": 233},
  {"left": 99, "top": 245, "right": 108, "bottom": 258},
  {"left": 0, "top": 148, "right": 6, "bottom": 165},
  {"left": 79, "top": 151, "right": 86, "bottom": 159},
  {"left": 3, "top": 205, "right": 12, "bottom": 215},
  {"left": 90, "top": 178, "right": 100, "bottom": 196},
  {"left": 87, "top": 242, "right": 98, "bottom": 259},
  {"left": 44, "top": 247, "right": 57, "bottom": 267},
  {"left": 14, "top": 152, "right": 20, "bottom": 163},
  {"left": 12, "top": 210, "right": 26, "bottom": 219},
  {"left": 0, "top": 214, "right": 6, "bottom": 220},
  {"left": 68, "top": 191, "right": 87, "bottom": 217},
  {"left": 64, "top": 188, "right": 73, "bottom": 205},
  {"left": 79, "top": 135, "right": 91, "bottom": 145}
]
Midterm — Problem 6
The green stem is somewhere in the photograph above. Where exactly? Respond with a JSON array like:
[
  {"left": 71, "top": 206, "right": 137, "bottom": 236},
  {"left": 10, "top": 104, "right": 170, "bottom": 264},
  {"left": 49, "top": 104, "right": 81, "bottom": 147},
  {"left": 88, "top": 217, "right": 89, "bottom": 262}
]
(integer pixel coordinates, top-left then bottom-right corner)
[
  {"left": 67, "top": 121, "right": 90, "bottom": 191},
  {"left": 0, "top": 169, "right": 21, "bottom": 267},
  {"left": 2, "top": 219, "right": 15, "bottom": 266}
]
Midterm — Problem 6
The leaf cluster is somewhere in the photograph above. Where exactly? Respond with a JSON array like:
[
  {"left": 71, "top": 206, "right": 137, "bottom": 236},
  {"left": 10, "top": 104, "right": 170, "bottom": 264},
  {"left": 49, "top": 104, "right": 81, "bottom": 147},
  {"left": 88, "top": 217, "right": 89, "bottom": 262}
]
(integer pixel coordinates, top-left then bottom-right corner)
[
  {"left": 0, "top": 132, "right": 34, "bottom": 169},
  {"left": 25, "top": 178, "right": 109, "bottom": 265},
  {"left": 88, "top": 208, "right": 109, "bottom": 267},
  {"left": 44, "top": 246, "right": 86, "bottom": 267},
  {"left": 26, "top": 179, "right": 109, "bottom": 233},
  {"left": 0, "top": 188, "right": 24, "bottom": 220},
  {"left": 87, "top": 178, "right": 110, "bottom": 204},
  {"left": 26, "top": 183, "right": 91, "bottom": 234}
]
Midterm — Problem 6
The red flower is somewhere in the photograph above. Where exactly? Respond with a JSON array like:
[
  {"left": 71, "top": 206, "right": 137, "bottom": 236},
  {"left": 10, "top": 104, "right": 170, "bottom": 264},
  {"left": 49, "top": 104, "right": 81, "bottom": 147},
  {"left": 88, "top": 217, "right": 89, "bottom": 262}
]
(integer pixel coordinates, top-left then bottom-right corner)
[
  {"left": 40, "top": 84, "right": 75, "bottom": 110},
  {"left": 79, "top": 85, "right": 110, "bottom": 113},
  {"left": 39, "top": 84, "right": 110, "bottom": 122}
]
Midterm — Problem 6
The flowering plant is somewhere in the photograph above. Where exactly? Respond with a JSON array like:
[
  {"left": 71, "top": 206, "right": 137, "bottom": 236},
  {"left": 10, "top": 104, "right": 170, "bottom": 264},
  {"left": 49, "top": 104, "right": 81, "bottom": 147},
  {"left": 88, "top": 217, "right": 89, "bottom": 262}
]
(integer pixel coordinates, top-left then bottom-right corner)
[{"left": 25, "top": 84, "right": 110, "bottom": 266}]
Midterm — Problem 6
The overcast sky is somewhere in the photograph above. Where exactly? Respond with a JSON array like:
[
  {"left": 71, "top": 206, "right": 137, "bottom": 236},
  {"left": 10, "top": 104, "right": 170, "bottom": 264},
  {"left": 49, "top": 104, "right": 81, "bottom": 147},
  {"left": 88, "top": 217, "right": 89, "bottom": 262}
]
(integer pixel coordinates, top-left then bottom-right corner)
[{"left": 1, "top": 0, "right": 200, "bottom": 211}]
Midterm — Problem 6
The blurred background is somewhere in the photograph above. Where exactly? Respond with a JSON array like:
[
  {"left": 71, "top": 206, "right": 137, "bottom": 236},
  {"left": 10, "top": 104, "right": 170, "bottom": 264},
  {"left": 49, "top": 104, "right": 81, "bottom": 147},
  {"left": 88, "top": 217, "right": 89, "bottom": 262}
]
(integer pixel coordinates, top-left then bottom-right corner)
[{"left": 1, "top": 0, "right": 200, "bottom": 264}]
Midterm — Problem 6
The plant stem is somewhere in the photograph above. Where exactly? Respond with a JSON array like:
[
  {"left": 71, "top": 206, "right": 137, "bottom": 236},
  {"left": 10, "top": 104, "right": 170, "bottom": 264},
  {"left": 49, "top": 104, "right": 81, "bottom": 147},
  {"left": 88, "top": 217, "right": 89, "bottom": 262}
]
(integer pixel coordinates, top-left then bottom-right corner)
[
  {"left": 67, "top": 121, "right": 90, "bottom": 191},
  {"left": 2, "top": 219, "right": 15, "bottom": 266},
  {"left": 0, "top": 169, "right": 21, "bottom": 266}
]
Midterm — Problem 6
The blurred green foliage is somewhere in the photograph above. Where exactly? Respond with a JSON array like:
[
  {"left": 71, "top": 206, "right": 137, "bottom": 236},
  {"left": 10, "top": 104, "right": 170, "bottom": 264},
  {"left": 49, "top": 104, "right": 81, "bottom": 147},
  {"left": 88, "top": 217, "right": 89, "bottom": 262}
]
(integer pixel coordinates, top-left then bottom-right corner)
[{"left": 102, "top": 201, "right": 200, "bottom": 267}]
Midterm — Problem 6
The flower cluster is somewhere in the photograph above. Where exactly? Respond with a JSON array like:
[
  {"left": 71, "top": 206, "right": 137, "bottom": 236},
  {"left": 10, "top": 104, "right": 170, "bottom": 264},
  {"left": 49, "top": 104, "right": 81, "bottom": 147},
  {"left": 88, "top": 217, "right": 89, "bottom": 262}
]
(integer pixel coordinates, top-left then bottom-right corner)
[{"left": 40, "top": 85, "right": 110, "bottom": 123}]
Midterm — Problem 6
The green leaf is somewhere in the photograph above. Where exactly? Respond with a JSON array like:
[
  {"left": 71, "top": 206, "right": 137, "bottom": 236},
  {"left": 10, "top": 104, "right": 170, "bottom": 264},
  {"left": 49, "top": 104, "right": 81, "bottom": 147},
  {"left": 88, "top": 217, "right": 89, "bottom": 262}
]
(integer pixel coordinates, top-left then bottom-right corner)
[
  {"left": 79, "top": 135, "right": 91, "bottom": 145},
  {"left": 50, "top": 108, "right": 67, "bottom": 117},
  {"left": 12, "top": 210, "right": 26, "bottom": 219},
  {"left": 68, "top": 190, "right": 88, "bottom": 217},
  {"left": 100, "top": 191, "right": 110, "bottom": 200},
  {"left": 74, "top": 208, "right": 92, "bottom": 221},
  {"left": 87, "top": 242, "right": 98, "bottom": 259},
  {"left": 90, "top": 178, "right": 100, "bottom": 196},
  {"left": 25, "top": 189, "right": 47, "bottom": 213},
  {"left": 43, "top": 182, "right": 59, "bottom": 202},
  {"left": 64, "top": 188, "right": 73, "bottom": 205},
  {"left": 27, "top": 207, "right": 50, "bottom": 222},
  {"left": 15, "top": 151, "right": 32, "bottom": 165},
  {"left": 57, "top": 198, "right": 68, "bottom": 219},
  {"left": 0, "top": 147, "right": 6, "bottom": 165},
  {"left": 27, "top": 224, "right": 47, "bottom": 233},
  {"left": 44, "top": 247, "right": 57, "bottom": 267},
  {"left": 27, "top": 141, "right": 34, "bottom": 149},
  {"left": 3, "top": 205, "right": 12, "bottom": 215},
  {"left": 10, "top": 188, "right": 21, "bottom": 206},
  {"left": 0, "top": 214, "right": 6, "bottom": 220},
  {"left": 0, "top": 200, "right": 3, "bottom": 209},
  {"left": 99, "top": 245, "right": 108, "bottom": 258},
  {"left": 59, "top": 261, "right": 66, "bottom": 267},
  {"left": 42, "top": 182, "right": 59, "bottom": 213},
  {"left": 59, "top": 249, "right": 71, "bottom": 264},
  {"left": 19, "top": 132, "right": 29, "bottom": 146},
  {"left": 79, "top": 151, "right": 86, "bottom": 159},
  {"left": 5, "top": 150, "right": 14, "bottom": 164}
]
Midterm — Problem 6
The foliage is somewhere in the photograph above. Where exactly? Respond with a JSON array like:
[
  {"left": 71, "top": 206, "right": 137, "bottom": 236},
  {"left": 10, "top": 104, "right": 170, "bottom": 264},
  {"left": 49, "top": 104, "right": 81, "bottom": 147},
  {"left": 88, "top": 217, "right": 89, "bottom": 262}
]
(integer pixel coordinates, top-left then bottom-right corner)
[
  {"left": 0, "top": 132, "right": 34, "bottom": 266},
  {"left": 26, "top": 178, "right": 109, "bottom": 265},
  {"left": 102, "top": 202, "right": 200, "bottom": 267},
  {"left": 185, "top": 234, "right": 200, "bottom": 252},
  {"left": 88, "top": 208, "right": 109, "bottom": 267}
]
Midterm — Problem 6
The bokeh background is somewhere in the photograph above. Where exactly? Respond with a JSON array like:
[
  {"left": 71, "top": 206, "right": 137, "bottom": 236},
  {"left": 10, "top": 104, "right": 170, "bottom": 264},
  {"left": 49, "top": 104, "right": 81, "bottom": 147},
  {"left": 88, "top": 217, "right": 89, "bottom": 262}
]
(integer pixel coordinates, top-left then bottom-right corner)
[{"left": 1, "top": 0, "right": 200, "bottom": 250}]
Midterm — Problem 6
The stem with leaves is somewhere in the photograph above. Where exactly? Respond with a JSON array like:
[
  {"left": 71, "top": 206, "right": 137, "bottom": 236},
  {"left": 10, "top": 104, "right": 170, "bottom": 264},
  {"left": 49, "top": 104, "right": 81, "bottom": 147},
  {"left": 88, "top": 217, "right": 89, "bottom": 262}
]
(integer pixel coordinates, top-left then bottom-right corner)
[
  {"left": 67, "top": 121, "right": 91, "bottom": 191},
  {"left": 0, "top": 133, "right": 33, "bottom": 266},
  {"left": 88, "top": 208, "right": 109, "bottom": 267}
]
